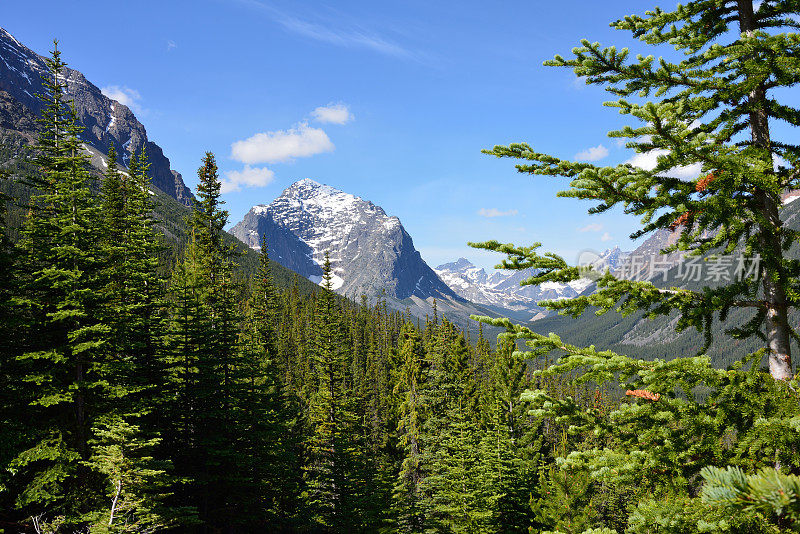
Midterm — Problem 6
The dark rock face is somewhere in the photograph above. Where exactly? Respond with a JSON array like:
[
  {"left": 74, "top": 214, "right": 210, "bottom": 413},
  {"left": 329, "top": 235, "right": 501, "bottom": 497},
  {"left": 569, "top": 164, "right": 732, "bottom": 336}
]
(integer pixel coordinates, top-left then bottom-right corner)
[
  {"left": 229, "top": 179, "right": 458, "bottom": 301},
  {"left": 0, "top": 89, "right": 37, "bottom": 146},
  {"left": 0, "top": 27, "right": 193, "bottom": 206}
]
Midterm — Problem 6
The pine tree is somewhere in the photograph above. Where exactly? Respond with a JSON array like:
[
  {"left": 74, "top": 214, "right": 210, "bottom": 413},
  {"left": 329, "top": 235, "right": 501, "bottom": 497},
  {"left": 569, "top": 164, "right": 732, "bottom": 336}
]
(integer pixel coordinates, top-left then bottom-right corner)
[
  {"left": 392, "top": 322, "right": 428, "bottom": 533},
  {"left": 91, "top": 145, "right": 178, "bottom": 530},
  {"left": 485, "top": 337, "right": 540, "bottom": 532},
  {"left": 83, "top": 416, "right": 173, "bottom": 532},
  {"left": 164, "top": 152, "right": 250, "bottom": 529},
  {"left": 303, "top": 252, "right": 373, "bottom": 531},
  {"left": 9, "top": 41, "right": 110, "bottom": 527},
  {"left": 477, "top": 0, "right": 800, "bottom": 381},
  {"left": 241, "top": 235, "right": 303, "bottom": 527},
  {"left": 474, "top": 4, "right": 800, "bottom": 526},
  {"left": 417, "top": 319, "right": 492, "bottom": 533}
]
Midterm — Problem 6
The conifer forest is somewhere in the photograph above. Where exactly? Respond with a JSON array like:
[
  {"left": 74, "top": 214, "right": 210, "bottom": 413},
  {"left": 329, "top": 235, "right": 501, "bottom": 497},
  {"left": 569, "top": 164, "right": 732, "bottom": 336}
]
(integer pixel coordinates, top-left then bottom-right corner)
[{"left": 2, "top": 1, "right": 800, "bottom": 533}]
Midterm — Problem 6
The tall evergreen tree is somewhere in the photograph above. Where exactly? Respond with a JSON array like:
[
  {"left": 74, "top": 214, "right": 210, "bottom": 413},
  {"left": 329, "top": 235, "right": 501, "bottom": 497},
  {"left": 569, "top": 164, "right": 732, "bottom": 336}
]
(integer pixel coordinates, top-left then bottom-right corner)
[
  {"left": 417, "top": 319, "right": 493, "bottom": 533},
  {"left": 303, "top": 252, "right": 372, "bottom": 531},
  {"left": 392, "top": 322, "right": 428, "bottom": 533},
  {"left": 477, "top": 0, "right": 800, "bottom": 381},
  {"left": 9, "top": 41, "right": 109, "bottom": 527},
  {"left": 484, "top": 337, "right": 540, "bottom": 532},
  {"left": 164, "top": 152, "right": 250, "bottom": 529},
  {"left": 89, "top": 145, "right": 177, "bottom": 530},
  {"left": 241, "top": 235, "right": 303, "bottom": 527}
]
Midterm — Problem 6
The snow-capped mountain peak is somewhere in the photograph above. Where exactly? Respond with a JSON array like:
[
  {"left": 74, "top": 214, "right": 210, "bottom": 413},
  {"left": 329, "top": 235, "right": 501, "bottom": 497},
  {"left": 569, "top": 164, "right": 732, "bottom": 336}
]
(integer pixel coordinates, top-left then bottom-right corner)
[{"left": 229, "top": 180, "right": 457, "bottom": 300}]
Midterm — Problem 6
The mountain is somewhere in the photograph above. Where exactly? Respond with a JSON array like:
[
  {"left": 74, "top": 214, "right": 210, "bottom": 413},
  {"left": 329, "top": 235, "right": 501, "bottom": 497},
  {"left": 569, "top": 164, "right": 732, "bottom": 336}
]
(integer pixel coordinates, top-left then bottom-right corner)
[
  {"left": 578, "top": 246, "right": 631, "bottom": 274},
  {"left": 0, "top": 27, "right": 193, "bottom": 206},
  {"left": 434, "top": 249, "right": 627, "bottom": 322},
  {"left": 230, "top": 178, "right": 459, "bottom": 301},
  {"left": 0, "top": 29, "right": 322, "bottom": 298}
]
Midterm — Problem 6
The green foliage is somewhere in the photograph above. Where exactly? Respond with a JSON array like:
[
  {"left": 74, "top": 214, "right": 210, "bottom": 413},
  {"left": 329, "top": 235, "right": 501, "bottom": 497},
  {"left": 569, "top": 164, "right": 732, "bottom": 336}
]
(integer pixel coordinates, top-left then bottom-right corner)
[
  {"left": 477, "top": 0, "right": 800, "bottom": 380},
  {"left": 16, "top": 13, "right": 798, "bottom": 529},
  {"left": 8, "top": 40, "right": 109, "bottom": 527},
  {"left": 701, "top": 465, "right": 800, "bottom": 531},
  {"left": 626, "top": 494, "right": 776, "bottom": 534},
  {"left": 83, "top": 416, "right": 174, "bottom": 533},
  {"left": 416, "top": 319, "right": 498, "bottom": 533},
  {"left": 532, "top": 442, "right": 596, "bottom": 534},
  {"left": 303, "top": 252, "right": 379, "bottom": 530},
  {"left": 474, "top": 2, "right": 800, "bottom": 531},
  {"left": 393, "top": 322, "right": 428, "bottom": 533}
]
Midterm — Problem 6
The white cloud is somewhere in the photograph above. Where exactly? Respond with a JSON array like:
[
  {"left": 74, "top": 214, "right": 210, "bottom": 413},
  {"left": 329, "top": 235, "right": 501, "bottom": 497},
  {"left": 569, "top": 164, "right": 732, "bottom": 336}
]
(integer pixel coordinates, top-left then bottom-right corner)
[
  {"left": 101, "top": 85, "right": 143, "bottom": 113},
  {"left": 773, "top": 154, "right": 790, "bottom": 171},
  {"left": 231, "top": 122, "right": 334, "bottom": 164},
  {"left": 626, "top": 149, "right": 702, "bottom": 180},
  {"left": 578, "top": 222, "right": 603, "bottom": 232},
  {"left": 221, "top": 165, "right": 275, "bottom": 194},
  {"left": 626, "top": 149, "right": 668, "bottom": 171},
  {"left": 575, "top": 144, "right": 609, "bottom": 162},
  {"left": 478, "top": 208, "right": 518, "bottom": 218},
  {"left": 669, "top": 163, "right": 704, "bottom": 180},
  {"left": 601, "top": 232, "right": 612, "bottom": 242},
  {"left": 166, "top": 40, "right": 177, "bottom": 51},
  {"left": 311, "top": 103, "right": 353, "bottom": 125}
]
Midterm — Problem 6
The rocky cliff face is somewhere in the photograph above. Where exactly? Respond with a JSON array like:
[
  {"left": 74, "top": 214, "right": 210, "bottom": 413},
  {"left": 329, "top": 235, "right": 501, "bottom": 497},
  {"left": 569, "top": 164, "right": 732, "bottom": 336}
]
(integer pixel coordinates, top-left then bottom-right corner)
[
  {"left": 230, "top": 179, "right": 459, "bottom": 301},
  {"left": 0, "top": 89, "right": 37, "bottom": 146},
  {"left": 0, "top": 27, "right": 193, "bottom": 206}
]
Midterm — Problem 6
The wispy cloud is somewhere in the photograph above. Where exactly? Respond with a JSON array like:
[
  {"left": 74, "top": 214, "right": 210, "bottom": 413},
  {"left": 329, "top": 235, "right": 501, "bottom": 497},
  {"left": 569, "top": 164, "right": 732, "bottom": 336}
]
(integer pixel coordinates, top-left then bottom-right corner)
[
  {"left": 578, "top": 222, "right": 603, "bottom": 232},
  {"left": 575, "top": 144, "right": 609, "bottom": 162},
  {"left": 101, "top": 85, "right": 144, "bottom": 114},
  {"left": 235, "top": 0, "right": 413, "bottom": 59},
  {"left": 600, "top": 232, "right": 612, "bottom": 242},
  {"left": 311, "top": 103, "right": 353, "bottom": 125},
  {"left": 231, "top": 122, "right": 334, "bottom": 164},
  {"left": 166, "top": 40, "right": 177, "bottom": 51},
  {"left": 221, "top": 165, "right": 275, "bottom": 194},
  {"left": 477, "top": 208, "right": 518, "bottom": 218}
]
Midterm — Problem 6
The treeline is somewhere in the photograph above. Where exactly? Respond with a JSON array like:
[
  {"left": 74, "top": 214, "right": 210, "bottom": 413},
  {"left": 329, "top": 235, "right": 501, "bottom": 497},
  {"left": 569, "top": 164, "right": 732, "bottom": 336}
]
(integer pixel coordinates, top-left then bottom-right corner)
[{"left": 0, "top": 45, "right": 574, "bottom": 533}]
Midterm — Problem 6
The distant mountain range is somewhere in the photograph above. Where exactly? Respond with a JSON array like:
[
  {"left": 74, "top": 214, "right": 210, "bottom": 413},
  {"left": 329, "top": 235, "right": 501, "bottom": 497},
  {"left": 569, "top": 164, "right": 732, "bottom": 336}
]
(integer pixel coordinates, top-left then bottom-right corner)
[
  {"left": 0, "top": 27, "right": 193, "bottom": 206},
  {"left": 228, "top": 179, "right": 510, "bottom": 327},
  {"left": 9, "top": 23, "right": 796, "bottom": 358},
  {"left": 434, "top": 258, "right": 593, "bottom": 321},
  {"left": 228, "top": 179, "right": 684, "bottom": 325}
]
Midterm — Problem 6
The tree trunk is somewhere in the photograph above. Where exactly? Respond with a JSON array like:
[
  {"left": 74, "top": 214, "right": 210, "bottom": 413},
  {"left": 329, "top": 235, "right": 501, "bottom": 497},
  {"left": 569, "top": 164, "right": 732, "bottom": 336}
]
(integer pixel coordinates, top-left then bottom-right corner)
[{"left": 737, "top": 0, "right": 793, "bottom": 380}]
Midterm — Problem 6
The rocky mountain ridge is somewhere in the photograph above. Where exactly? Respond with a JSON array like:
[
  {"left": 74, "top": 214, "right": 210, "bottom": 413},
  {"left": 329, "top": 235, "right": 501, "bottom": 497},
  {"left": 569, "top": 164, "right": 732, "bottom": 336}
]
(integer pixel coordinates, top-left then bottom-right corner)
[
  {"left": 230, "top": 178, "right": 460, "bottom": 302},
  {"left": 0, "top": 27, "right": 193, "bottom": 206}
]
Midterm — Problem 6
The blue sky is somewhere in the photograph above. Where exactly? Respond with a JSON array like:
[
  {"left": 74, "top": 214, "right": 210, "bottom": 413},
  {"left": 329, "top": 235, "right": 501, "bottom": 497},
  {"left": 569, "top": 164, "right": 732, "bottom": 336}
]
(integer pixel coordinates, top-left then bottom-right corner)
[{"left": 3, "top": 0, "right": 677, "bottom": 270}]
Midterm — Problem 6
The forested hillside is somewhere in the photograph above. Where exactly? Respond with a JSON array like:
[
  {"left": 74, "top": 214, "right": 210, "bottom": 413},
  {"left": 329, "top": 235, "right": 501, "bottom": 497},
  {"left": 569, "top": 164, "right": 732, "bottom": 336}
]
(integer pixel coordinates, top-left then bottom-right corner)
[
  {"left": 0, "top": 45, "right": 554, "bottom": 533},
  {"left": 3, "top": 0, "right": 800, "bottom": 533}
]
